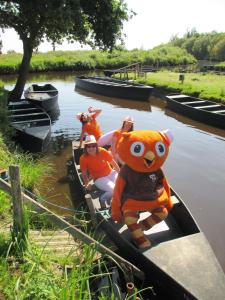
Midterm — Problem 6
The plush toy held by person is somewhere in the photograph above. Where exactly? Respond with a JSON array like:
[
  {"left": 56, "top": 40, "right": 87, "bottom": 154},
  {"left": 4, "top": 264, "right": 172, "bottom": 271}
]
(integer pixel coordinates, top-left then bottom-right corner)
[{"left": 111, "top": 129, "right": 174, "bottom": 249}]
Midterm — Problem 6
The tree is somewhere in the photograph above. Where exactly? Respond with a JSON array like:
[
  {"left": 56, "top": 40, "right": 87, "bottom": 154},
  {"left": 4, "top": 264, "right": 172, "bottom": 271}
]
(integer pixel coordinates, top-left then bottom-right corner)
[
  {"left": 212, "top": 37, "right": 225, "bottom": 61},
  {"left": 0, "top": 0, "right": 131, "bottom": 101},
  {"left": 0, "top": 38, "right": 2, "bottom": 54}
]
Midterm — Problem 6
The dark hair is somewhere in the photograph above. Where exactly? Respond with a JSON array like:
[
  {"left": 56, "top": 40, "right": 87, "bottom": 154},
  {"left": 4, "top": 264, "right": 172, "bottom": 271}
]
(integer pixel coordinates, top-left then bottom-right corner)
[
  {"left": 83, "top": 143, "right": 99, "bottom": 156},
  {"left": 121, "top": 121, "right": 134, "bottom": 132}
]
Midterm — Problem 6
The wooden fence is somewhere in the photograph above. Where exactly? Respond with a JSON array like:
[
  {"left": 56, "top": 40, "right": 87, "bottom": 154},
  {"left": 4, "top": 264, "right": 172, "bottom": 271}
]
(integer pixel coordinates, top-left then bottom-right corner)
[{"left": 0, "top": 165, "right": 144, "bottom": 280}]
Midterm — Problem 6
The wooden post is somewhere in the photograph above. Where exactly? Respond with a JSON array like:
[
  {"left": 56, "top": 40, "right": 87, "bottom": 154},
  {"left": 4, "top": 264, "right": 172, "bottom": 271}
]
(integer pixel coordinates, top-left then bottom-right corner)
[
  {"left": 9, "top": 165, "right": 27, "bottom": 250},
  {"left": 85, "top": 194, "right": 97, "bottom": 227}
]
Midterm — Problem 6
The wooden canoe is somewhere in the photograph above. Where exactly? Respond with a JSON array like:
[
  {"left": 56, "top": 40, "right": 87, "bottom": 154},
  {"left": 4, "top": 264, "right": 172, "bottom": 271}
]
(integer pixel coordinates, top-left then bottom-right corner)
[
  {"left": 8, "top": 100, "right": 51, "bottom": 153},
  {"left": 24, "top": 84, "right": 59, "bottom": 116},
  {"left": 71, "top": 140, "right": 225, "bottom": 299},
  {"left": 75, "top": 76, "right": 153, "bottom": 101},
  {"left": 165, "top": 94, "right": 225, "bottom": 129}
]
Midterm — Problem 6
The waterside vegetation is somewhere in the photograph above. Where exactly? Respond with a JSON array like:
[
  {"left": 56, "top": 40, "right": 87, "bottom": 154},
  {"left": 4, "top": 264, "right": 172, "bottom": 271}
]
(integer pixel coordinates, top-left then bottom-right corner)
[
  {"left": 0, "top": 46, "right": 196, "bottom": 74},
  {"left": 0, "top": 86, "right": 140, "bottom": 299},
  {"left": 132, "top": 71, "right": 225, "bottom": 102}
]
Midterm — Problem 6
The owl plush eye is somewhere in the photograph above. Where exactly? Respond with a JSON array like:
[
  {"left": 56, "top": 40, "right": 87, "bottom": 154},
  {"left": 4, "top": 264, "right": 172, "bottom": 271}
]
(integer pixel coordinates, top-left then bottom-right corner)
[
  {"left": 155, "top": 142, "right": 166, "bottom": 157},
  {"left": 130, "top": 142, "right": 145, "bottom": 157}
]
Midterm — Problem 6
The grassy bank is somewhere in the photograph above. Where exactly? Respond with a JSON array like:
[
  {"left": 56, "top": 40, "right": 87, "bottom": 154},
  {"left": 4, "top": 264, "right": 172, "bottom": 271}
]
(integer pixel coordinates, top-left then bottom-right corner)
[
  {"left": 0, "top": 86, "right": 144, "bottom": 299},
  {"left": 133, "top": 71, "right": 225, "bottom": 102},
  {"left": 0, "top": 47, "right": 196, "bottom": 74}
]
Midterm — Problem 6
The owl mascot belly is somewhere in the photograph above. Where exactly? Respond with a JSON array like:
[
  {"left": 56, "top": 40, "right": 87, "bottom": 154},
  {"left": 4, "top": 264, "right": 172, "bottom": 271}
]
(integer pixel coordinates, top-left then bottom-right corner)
[{"left": 111, "top": 129, "right": 174, "bottom": 249}]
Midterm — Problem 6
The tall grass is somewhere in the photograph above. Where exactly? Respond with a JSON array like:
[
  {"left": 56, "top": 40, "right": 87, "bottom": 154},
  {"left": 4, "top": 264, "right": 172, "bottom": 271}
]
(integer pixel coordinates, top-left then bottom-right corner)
[{"left": 0, "top": 229, "right": 149, "bottom": 299}]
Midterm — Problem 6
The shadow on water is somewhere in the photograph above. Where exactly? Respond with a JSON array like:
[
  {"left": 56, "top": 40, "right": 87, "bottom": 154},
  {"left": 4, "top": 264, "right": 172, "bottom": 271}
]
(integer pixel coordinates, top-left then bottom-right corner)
[
  {"left": 151, "top": 95, "right": 225, "bottom": 139},
  {"left": 164, "top": 107, "right": 225, "bottom": 139},
  {"left": 75, "top": 87, "right": 152, "bottom": 112}
]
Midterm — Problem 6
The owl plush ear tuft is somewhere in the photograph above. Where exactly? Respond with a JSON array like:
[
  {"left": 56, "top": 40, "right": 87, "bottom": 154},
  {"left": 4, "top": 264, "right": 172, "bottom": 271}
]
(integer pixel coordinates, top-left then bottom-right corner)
[{"left": 159, "top": 129, "right": 174, "bottom": 146}]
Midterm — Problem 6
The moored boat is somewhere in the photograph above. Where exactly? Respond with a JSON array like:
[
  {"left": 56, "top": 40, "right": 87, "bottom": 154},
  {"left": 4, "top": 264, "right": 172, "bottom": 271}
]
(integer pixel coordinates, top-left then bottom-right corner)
[
  {"left": 24, "top": 83, "right": 59, "bottom": 114},
  {"left": 165, "top": 94, "right": 225, "bottom": 129},
  {"left": 75, "top": 75, "right": 153, "bottom": 101},
  {"left": 8, "top": 100, "right": 51, "bottom": 152},
  {"left": 71, "top": 140, "right": 225, "bottom": 300}
]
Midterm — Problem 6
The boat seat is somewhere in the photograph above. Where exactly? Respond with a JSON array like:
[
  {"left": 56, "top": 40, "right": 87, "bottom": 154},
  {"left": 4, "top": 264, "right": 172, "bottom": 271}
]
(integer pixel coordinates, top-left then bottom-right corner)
[
  {"left": 171, "top": 195, "right": 179, "bottom": 204},
  {"left": 197, "top": 104, "right": 221, "bottom": 109},
  {"left": 10, "top": 108, "right": 42, "bottom": 112},
  {"left": 8, "top": 101, "right": 30, "bottom": 106},
  {"left": 168, "top": 94, "right": 189, "bottom": 99},
  {"left": 212, "top": 109, "right": 225, "bottom": 113},
  {"left": 182, "top": 100, "right": 205, "bottom": 104},
  {"left": 9, "top": 112, "right": 47, "bottom": 118},
  {"left": 11, "top": 118, "right": 50, "bottom": 124}
]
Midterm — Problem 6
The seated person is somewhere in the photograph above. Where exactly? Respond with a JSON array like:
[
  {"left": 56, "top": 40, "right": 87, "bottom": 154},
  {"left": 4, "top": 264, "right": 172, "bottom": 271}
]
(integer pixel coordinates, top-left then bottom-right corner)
[
  {"left": 76, "top": 106, "right": 102, "bottom": 148},
  {"left": 80, "top": 135, "right": 120, "bottom": 209},
  {"left": 97, "top": 116, "right": 134, "bottom": 164}
]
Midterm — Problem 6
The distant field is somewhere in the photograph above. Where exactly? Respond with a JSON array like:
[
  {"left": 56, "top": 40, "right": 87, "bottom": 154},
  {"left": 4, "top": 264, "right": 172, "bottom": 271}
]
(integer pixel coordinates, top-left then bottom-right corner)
[{"left": 134, "top": 71, "right": 225, "bottom": 102}]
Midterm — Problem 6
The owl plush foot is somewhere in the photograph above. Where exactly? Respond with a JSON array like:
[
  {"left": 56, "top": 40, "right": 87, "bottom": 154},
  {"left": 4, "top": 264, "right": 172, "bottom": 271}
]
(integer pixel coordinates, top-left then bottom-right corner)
[{"left": 134, "top": 235, "right": 152, "bottom": 249}]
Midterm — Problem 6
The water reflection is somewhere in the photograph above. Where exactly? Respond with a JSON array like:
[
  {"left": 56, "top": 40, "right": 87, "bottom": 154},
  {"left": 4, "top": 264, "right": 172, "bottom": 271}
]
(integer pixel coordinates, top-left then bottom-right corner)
[
  {"left": 75, "top": 87, "right": 152, "bottom": 112},
  {"left": 2, "top": 71, "right": 225, "bottom": 272},
  {"left": 164, "top": 108, "right": 225, "bottom": 139}
]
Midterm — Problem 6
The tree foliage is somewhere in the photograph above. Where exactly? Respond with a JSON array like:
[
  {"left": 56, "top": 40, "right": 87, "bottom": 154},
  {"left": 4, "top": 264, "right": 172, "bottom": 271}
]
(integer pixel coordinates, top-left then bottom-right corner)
[
  {"left": 0, "top": 0, "right": 131, "bottom": 100},
  {"left": 169, "top": 29, "right": 225, "bottom": 61},
  {"left": 212, "top": 37, "right": 225, "bottom": 61}
]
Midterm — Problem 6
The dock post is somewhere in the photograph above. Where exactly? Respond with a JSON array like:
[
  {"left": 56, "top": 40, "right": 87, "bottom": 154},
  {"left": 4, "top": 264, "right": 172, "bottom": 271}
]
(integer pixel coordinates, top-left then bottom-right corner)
[
  {"left": 85, "top": 194, "right": 97, "bottom": 227},
  {"left": 9, "top": 165, "right": 28, "bottom": 251}
]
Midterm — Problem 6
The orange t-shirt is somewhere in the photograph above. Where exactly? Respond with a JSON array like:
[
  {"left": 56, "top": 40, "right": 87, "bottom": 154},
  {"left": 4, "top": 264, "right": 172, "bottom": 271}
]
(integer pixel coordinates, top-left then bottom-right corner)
[
  {"left": 113, "top": 129, "right": 122, "bottom": 150},
  {"left": 83, "top": 115, "right": 102, "bottom": 140},
  {"left": 80, "top": 147, "right": 113, "bottom": 180}
]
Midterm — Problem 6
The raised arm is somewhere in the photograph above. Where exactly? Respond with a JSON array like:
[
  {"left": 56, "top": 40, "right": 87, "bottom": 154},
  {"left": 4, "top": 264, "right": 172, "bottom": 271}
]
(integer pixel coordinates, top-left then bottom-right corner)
[{"left": 88, "top": 106, "right": 102, "bottom": 118}]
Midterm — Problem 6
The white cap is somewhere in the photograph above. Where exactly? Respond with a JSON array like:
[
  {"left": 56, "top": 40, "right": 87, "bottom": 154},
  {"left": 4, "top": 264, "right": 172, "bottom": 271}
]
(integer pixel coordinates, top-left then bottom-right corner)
[
  {"left": 123, "top": 116, "right": 134, "bottom": 123},
  {"left": 84, "top": 135, "right": 97, "bottom": 144}
]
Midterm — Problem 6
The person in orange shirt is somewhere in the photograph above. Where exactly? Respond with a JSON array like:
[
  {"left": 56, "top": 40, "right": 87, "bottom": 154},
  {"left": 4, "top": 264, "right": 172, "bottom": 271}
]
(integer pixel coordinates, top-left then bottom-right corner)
[
  {"left": 111, "top": 116, "right": 134, "bottom": 164},
  {"left": 97, "top": 116, "right": 134, "bottom": 165},
  {"left": 80, "top": 135, "right": 120, "bottom": 208},
  {"left": 76, "top": 106, "right": 102, "bottom": 148}
]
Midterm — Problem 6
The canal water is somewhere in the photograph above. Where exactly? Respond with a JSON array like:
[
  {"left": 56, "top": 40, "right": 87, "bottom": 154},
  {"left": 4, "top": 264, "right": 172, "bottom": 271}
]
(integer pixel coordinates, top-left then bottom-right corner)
[{"left": 2, "top": 71, "right": 225, "bottom": 272}]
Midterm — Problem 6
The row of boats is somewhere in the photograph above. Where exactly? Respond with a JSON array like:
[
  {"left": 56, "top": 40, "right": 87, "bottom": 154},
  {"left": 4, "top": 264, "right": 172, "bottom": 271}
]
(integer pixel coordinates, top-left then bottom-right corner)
[
  {"left": 6, "top": 75, "right": 225, "bottom": 296},
  {"left": 73, "top": 76, "right": 225, "bottom": 297},
  {"left": 71, "top": 140, "right": 225, "bottom": 300},
  {"left": 75, "top": 75, "right": 225, "bottom": 130},
  {"left": 8, "top": 75, "right": 225, "bottom": 153}
]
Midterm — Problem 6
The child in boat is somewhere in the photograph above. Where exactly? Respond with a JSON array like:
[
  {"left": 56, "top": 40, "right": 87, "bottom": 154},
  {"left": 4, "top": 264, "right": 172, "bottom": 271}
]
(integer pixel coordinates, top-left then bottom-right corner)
[
  {"left": 80, "top": 135, "right": 120, "bottom": 209},
  {"left": 76, "top": 106, "right": 103, "bottom": 148},
  {"left": 97, "top": 116, "right": 134, "bottom": 164}
]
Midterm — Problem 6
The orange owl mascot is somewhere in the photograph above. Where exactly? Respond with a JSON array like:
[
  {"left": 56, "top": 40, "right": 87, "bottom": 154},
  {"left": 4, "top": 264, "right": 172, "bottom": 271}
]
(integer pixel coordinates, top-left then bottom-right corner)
[{"left": 111, "top": 129, "right": 173, "bottom": 249}]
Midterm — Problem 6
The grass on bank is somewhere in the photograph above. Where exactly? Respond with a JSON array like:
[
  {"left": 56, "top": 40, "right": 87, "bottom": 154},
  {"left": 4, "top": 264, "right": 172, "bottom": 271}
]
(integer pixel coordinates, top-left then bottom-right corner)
[
  {"left": 0, "top": 85, "right": 146, "bottom": 299},
  {"left": 0, "top": 47, "right": 197, "bottom": 74},
  {"left": 133, "top": 71, "right": 225, "bottom": 102},
  {"left": 0, "top": 231, "right": 139, "bottom": 300}
]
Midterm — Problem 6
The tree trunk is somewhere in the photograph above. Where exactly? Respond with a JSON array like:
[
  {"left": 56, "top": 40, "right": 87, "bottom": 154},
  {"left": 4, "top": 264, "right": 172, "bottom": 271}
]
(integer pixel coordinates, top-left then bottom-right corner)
[{"left": 8, "top": 40, "right": 33, "bottom": 102}]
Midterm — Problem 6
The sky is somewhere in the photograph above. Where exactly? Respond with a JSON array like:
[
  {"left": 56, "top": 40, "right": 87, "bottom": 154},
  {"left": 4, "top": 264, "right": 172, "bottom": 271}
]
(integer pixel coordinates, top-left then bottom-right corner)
[{"left": 1, "top": 0, "right": 225, "bottom": 54}]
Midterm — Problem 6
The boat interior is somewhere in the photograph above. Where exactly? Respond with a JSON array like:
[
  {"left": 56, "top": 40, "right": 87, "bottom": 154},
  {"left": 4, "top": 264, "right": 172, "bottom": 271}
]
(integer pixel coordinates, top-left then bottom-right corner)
[
  {"left": 8, "top": 101, "right": 51, "bottom": 127},
  {"left": 167, "top": 94, "right": 225, "bottom": 114},
  {"left": 72, "top": 140, "right": 225, "bottom": 300}
]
